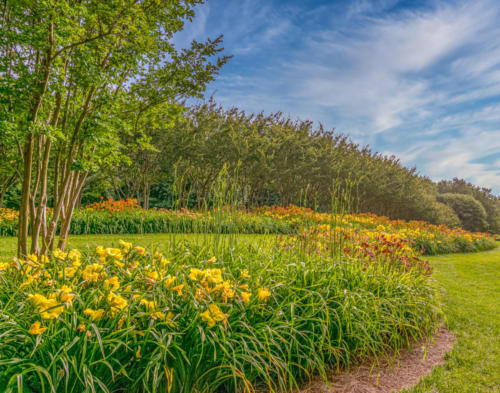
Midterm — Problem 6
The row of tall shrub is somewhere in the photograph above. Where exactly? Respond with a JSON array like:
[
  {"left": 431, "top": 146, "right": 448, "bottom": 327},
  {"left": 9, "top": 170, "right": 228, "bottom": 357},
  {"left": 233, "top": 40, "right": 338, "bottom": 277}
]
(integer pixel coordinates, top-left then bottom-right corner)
[
  {"left": 79, "top": 100, "right": 499, "bottom": 233},
  {"left": 1, "top": 100, "right": 498, "bottom": 233}
]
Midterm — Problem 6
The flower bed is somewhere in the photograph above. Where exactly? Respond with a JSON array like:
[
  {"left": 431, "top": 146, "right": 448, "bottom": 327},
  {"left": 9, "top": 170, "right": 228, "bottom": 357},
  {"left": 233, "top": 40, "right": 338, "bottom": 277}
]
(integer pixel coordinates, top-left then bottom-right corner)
[
  {"left": 0, "top": 238, "right": 441, "bottom": 392},
  {"left": 1, "top": 202, "right": 496, "bottom": 254}
]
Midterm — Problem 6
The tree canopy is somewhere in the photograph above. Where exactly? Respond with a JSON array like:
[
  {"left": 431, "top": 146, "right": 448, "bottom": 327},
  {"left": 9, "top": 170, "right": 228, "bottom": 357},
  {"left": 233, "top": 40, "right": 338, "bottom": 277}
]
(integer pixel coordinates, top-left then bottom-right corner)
[{"left": 1, "top": 0, "right": 229, "bottom": 256}]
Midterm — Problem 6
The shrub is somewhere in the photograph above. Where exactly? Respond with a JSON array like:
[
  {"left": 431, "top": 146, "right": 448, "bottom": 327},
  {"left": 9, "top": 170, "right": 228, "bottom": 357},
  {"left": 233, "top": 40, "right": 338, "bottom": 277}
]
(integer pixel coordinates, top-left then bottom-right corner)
[
  {"left": 437, "top": 193, "right": 489, "bottom": 232},
  {"left": 426, "top": 201, "right": 462, "bottom": 228}
]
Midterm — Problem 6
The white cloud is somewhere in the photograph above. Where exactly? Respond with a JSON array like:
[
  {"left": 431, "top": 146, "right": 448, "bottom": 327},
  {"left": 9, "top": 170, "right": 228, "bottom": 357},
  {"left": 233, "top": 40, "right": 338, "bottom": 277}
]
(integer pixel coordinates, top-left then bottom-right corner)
[
  {"left": 289, "top": 1, "right": 498, "bottom": 133},
  {"left": 183, "top": 0, "right": 500, "bottom": 193},
  {"left": 286, "top": 0, "right": 500, "bottom": 192},
  {"left": 391, "top": 124, "right": 500, "bottom": 191}
]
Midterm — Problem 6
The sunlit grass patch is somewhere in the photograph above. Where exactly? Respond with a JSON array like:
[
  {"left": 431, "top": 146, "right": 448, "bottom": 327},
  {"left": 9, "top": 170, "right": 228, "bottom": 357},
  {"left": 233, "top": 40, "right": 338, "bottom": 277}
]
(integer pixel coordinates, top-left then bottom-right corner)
[{"left": 402, "top": 246, "right": 500, "bottom": 393}]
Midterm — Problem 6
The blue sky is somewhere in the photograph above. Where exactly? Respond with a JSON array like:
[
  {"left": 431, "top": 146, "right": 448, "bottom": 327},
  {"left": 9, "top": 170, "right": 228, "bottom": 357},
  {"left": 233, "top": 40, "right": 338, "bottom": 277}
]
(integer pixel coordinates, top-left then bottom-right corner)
[{"left": 175, "top": 0, "right": 500, "bottom": 194}]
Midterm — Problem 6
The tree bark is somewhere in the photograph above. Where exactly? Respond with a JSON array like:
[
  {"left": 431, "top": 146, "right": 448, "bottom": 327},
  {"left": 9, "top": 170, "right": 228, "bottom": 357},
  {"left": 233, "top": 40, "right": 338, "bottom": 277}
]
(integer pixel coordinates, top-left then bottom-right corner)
[
  {"left": 17, "top": 23, "right": 53, "bottom": 258},
  {"left": 58, "top": 171, "right": 88, "bottom": 250}
]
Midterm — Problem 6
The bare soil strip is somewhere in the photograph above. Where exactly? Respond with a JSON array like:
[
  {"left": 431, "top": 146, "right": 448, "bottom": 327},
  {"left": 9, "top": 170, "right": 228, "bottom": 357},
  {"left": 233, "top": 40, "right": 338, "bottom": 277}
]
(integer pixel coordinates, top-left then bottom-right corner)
[{"left": 300, "top": 327, "right": 455, "bottom": 393}]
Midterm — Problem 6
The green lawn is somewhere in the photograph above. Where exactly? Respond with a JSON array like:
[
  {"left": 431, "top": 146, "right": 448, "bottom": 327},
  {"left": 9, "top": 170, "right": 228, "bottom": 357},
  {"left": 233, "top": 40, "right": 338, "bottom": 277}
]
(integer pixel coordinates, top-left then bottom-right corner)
[
  {"left": 403, "top": 243, "right": 500, "bottom": 393},
  {"left": 1, "top": 235, "right": 498, "bottom": 392},
  {"left": 0, "top": 233, "right": 277, "bottom": 260}
]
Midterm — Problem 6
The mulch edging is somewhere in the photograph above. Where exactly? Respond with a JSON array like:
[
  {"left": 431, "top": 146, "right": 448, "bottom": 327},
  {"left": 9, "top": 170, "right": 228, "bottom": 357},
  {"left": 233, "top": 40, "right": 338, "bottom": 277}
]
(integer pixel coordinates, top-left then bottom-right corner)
[{"left": 300, "top": 327, "right": 455, "bottom": 393}]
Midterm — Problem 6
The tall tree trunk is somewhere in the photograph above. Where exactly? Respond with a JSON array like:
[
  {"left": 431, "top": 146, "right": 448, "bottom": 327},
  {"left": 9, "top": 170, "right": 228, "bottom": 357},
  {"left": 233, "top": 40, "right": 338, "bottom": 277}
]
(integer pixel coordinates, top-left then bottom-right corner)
[
  {"left": 58, "top": 171, "right": 88, "bottom": 250},
  {"left": 17, "top": 24, "right": 53, "bottom": 258},
  {"left": 30, "top": 137, "right": 52, "bottom": 255},
  {"left": 17, "top": 133, "right": 34, "bottom": 258},
  {"left": 31, "top": 91, "right": 61, "bottom": 254},
  {"left": 143, "top": 181, "right": 150, "bottom": 209}
]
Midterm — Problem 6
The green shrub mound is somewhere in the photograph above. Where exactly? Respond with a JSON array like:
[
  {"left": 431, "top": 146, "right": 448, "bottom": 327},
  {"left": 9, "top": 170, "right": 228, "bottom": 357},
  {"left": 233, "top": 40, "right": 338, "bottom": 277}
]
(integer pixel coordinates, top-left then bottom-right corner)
[
  {"left": 427, "top": 201, "right": 462, "bottom": 228},
  {"left": 437, "top": 193, "right": 489, "bottom": 232}
]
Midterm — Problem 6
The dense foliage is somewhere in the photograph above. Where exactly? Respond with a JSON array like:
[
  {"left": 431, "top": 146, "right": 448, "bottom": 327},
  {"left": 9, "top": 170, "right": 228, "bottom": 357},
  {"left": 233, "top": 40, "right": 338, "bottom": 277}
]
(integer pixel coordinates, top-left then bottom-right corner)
[
  {"left": 437, "top": 193, "right": 489, "bottom": 233},
  {"left": 437, "top": 178, "right": 500, "bottom": 233},
  {"left": 0, "top": 232, "right": 442, "bottom": 392},
  {"left": 80, "top": 101, "right": 498, "bottom": 233}
]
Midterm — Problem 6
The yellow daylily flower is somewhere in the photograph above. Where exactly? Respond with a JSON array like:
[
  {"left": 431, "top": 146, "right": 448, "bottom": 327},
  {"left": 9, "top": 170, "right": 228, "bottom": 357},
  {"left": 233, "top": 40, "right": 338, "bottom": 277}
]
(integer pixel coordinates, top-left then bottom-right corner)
[
  {"left": 104, "top": 276, "right": 121, "bottom": 291},
  {"left": 152, "top": 311, "right": 175, "bottom": 327},
  {"left": 53, "top": 249, "right": 68, "bottom": 260},
  {"left": 107, "top": 292, "right": 128, "bottom": 314},
  {"left": 51, "top": 285, "right": 75, "bottom": 305},
  {"left": 172, "top": 284, "right": 185, "bottom": 296},
  {"left": 68, "top": 249, "right": 81, "bottom": 262},
  {"left": 29, "top": 321, "right": 47, "bottom": 335},
  {"left": 164, "top": 276, "right": 176, "bottom": 287},
  {"left": 146, "top": 271, "right": 159, "bottom": 281},
  {"left": 106, "top": 248, "right": 123, "bottom": 259},
  {"left": 84, "top": 308, "right": 105, "bottom": 321},
  {"left": 240, "top": 291, "right": 252, "bottom": 305},
  {"left": 207, "top": 256, "right": 216, "bottom": 264},
  {"left": 188, "top": 268, "right": 204, "bottom": 281},
  {"left": 140, "top": 298, "right": 157, "bottom": 311},
  {"left": 28, "top": 293, "right": 50, "bottom": 308},
  {"left": 133, "top": 246, "right": 146, "bottom": 255},
  {"left": 200, "top": 304, "right": 229, "bottom": 328},
  {"left": 82, "top": 264, "right": 105, "bottom": 282},
  {"left": 119, "top": 240, "right": 132, "bottom": 251},
  {"left": 204, "top": 268, "right": 223, "bottom": 284},
  {"left": 40, "top": 299, "right": 64, "bottom": 320},
  {"left": 257, "top": 288, "right": 271, "bottom": 302}
]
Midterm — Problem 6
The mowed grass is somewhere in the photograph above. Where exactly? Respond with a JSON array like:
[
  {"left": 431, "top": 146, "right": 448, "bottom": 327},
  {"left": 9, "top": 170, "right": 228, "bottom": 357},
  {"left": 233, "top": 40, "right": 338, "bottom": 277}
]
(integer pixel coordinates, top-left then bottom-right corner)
[
  {"left": 403, "top": 242, "right": 500, "bottom": 393},
  {"left": 0, "top": 233, "right": 277, "bottom": 260}
]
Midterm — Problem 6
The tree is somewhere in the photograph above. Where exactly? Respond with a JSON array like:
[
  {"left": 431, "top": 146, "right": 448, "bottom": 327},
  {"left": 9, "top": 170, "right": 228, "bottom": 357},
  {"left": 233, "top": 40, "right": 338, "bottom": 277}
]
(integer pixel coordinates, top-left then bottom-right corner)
[
  {"left": 111, "top": 103, "right": 185, "bottom": 209},
  {"left": 0, "top": 0, "right": 228, "bottom": 257}
]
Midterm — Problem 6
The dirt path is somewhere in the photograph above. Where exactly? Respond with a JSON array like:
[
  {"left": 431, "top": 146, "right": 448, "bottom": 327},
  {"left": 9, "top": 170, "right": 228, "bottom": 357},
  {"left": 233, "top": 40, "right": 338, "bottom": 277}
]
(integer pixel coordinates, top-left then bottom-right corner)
[{"left": 300, "top": 327, "right": 455, "bottom": 393}]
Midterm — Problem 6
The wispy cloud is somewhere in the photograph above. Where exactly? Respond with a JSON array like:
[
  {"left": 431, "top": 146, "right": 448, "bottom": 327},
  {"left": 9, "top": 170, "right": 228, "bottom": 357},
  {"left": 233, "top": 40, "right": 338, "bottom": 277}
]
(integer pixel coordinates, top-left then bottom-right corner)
[
  {"left": 172, "top": 3, "right": 210, "bottom": 49},
  {"left": 180, "top": 0, "right": 500, "bottom": 193},
  {"left": 291, "top": 1, "right": 494, "bottom": 131}
]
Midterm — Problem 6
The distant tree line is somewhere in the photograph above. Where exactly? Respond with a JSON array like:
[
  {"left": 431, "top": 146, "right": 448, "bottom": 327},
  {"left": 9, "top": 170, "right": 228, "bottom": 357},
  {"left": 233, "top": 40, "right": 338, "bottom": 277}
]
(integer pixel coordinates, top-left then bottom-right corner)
[{"left": 2, "top": 100, "right": 498, "bottom": 234}]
